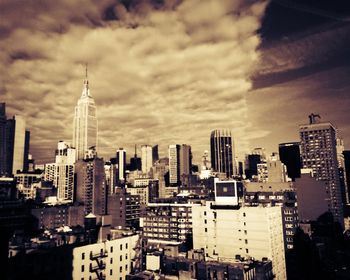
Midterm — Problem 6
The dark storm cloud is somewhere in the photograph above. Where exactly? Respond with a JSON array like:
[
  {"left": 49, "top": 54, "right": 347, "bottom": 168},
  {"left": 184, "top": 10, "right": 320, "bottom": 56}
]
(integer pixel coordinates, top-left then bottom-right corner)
[{"left": 253, "top": 22, "right": 350, "bottom": 88}]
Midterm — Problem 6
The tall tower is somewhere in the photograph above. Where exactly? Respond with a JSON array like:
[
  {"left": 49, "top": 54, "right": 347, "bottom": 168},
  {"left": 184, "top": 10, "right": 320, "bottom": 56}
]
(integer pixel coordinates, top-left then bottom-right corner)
[
  {"left": 116, "top": 148, "right": 126, "bottom": 183},
  {"left": 210, "top": 130, "right": 234, "bottom": 178},
  {"left": 73, "top": 67, "right": 98, "bottom": 160},
  {"left": 141, "top": 145, "right": 153, "bottom": 174},
  {"left": 299, "top": 114, "right": 344, "bottom": 224},
  {"left": 169, "top": 144, "right": 180, "bottom": 186}
]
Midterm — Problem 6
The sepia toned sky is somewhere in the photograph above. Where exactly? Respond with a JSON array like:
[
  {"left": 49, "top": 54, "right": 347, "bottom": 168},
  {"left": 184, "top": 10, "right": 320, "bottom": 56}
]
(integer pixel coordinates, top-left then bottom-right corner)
[{"left": 1, "top": 0, "right": 350, "bottom": 164}]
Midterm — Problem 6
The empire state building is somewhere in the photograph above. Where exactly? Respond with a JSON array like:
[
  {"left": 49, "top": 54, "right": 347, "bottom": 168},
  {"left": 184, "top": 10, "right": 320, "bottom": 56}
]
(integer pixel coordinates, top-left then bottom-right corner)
[{"left": 73, "top": 69, "right": 98, "bottom": 160}]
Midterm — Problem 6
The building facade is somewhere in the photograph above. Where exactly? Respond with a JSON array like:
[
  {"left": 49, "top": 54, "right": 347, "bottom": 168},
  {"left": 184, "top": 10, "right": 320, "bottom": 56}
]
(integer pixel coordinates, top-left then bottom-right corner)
[
  {"left": 169, "top": 145, "right": 181, "bottom": 186},
  {"left": 76, "top": 156, "right": 107, "bottom": 216},
  {"left": 299, "top": 115, "right": 344, "bottom": 224},
  {"left": 210, "top": 130, "right": 234, "bottom": 178},
  {"left": 142, "top": 203, "right": 193, "bottom": 244},
  {"left": 192, "top": 203, "right": 286, "bottom": 280},
  {"left": 141, "top": 145, "right": 153, "bottom": 174}
]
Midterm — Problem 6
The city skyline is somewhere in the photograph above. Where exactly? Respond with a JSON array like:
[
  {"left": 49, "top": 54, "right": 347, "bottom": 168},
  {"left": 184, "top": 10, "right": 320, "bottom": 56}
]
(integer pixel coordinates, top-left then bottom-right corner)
[{"left": 1, "top": 0, "right": 350, "bottom": 164}]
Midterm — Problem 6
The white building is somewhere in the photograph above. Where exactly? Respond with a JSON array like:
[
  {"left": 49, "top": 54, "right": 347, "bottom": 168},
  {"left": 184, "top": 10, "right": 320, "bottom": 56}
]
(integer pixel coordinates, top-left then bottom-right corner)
[
  {"left": 141, "top": 145, "right": 153, "bottom": 174},
  {"left": 72, "top": 232, "right": 140, "bottom": 280},
  {"left": 73, "top": 69, "right": 98, "bottom": 160},
  {"left": 44, "top": 141, "right": 76, "bottom": 202},
  {"left": 12, "top": 115, "right": 26, "bottom": 174},
  {"left": 116, "top": 148, "right": 126, "bottom": 182},
  {"left": 192, "top": 179, "right": 286, "bottom": 280}
]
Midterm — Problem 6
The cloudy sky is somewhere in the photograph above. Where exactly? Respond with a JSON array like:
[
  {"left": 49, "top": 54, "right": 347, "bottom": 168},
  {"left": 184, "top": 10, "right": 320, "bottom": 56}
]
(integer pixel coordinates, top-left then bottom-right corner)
[{"left": 1, "top": 0, "right": 350, "bottom": 164}]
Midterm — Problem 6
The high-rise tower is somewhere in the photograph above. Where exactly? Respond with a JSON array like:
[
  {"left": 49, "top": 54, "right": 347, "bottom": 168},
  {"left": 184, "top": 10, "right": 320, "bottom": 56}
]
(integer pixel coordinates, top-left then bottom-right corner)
[
  {"left": 73, "top": 67, "right": 98, "bottom": 160},
  {"left": 299, "top": 114, "right": 344, "bottom": 224},
  {"left": 210, "top": 130, "right": 235, "bottom": 178}
]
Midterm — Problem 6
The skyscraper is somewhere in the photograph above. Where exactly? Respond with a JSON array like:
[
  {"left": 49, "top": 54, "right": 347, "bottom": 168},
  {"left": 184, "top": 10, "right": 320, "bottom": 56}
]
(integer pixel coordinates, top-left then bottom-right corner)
[
  {"left": 12, "top": 115, "right": 26, "bottom": 174},
  {"left": 210, "top": 130, "right": 234, "bottom": 178},
  {"left": 73, "top": 68, "right": 98, "bottom": 160},
  {"left": 130, "top": 144, "right": 141, "bottom": 171},
  {"left": 141, "top": 145, "right": 153, "bottom": 174},
  {"left": 279, "top": 142, "right": 301, "bottom": 181},
  {"left": 179, "top": 144, "right": 192, "bottom": 178},
  {"left": 1, "top": 104, "right": 31, "bottom": 176},
  {"left": 299, "top": 114, "right": 344, "bottom": 224},
  {"left": 116, "top": 148, "right": 126, "bottom": 183},
  {"left": 169, "top": 144, "right": 180, "bottom": 186},
  {"left": 152, "top": 145, "right": 159, "bottom": 163}
]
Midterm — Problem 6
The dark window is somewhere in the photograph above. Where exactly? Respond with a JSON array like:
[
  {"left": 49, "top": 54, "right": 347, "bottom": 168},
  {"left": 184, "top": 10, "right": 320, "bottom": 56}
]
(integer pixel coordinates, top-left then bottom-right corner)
[{"left": 81, "top": 265, "right": 84, "bottom": 272}]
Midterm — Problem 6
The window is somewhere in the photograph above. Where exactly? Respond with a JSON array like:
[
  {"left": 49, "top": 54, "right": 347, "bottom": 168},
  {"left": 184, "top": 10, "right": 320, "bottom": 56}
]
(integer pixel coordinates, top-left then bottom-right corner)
[
  {"left": 110, "top": 258, "right": 113, "bottom": 264},
  {"left": 120, "top": 255, "right": 122, "bottom": 261},
  {"left": 204, "top": 219, "right": 207, "bottom": 224},
  {"left": 120, "top": 266, "right": 122, "bottom": 273},
  {"left": 125, "top": 265, "right": 128, "bottom": 271},
  {"left": 243, "top": 213, "right": 246, "bottom": 217},
  {"left": 245, "top": 239, "right": 248, "bottom": 244},
  {"left": 110, "top": 246, "right": 113, "bottom": 253},
  {"left": 82, "top": 253, "right": 85, "bottom": 260},
  {"left": 244, "top": 230, "right": 247, "bottom": 235},
  {"left": 126, "top": 243, "right": 128, "bottom": 249},
  {"left": 120, "top": 244, "right": 123, "bottom": 250},
  {"left": 125, "top": 254, "right": 128, "bottom": 260},
  {"left": 81, "top": 265, "right": 84, "bottom": 272},
  {"left": 110, "top": 269, "right": 113, "bottom": 276},
  {"left": 246, "top": 249, "right": 249, "bottom": 254},
  {"left": 205, "top": 228, "right": 207, "bottom": 232}
]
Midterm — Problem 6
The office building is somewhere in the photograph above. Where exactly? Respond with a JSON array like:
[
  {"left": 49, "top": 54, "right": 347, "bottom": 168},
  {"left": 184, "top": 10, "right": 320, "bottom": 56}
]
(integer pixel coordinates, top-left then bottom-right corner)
[
  {"left": 73, "top": 68, "right": 98, "bottom": 160},
  {"left": 299, "top": 114, "right": 343, "bottom": 224},
  {"left": 152, "top": 145, "right": 159, "bottom": 163},
  {"left": 168, "top": 145, "right": 181, "bottom": 186},
  {"left": 279, "top": 142, "right": 301, "bottom": 181},
  {"left": 116, "top": 148, "right": 126, "bottom": 184},
  {"left": 130, "top": 145, "right": 141, "bottom": 171},
  {"left": 0, "top": 109, "right": 30, "bottom": 176},
  {"left": 210, "top": 130, "right": 234, "bottom": 178},
  {"left": 179, "top": 144, "right": 192, "bottom": 180},
  {"left": 141, "top": 145, "right": 153, "bottom": 174},
  {"left": 76, "top": 151, "right": 107, "bottom": 216},
  {"left": 245, "top": 154, "right": 262, "bottom": 180}
]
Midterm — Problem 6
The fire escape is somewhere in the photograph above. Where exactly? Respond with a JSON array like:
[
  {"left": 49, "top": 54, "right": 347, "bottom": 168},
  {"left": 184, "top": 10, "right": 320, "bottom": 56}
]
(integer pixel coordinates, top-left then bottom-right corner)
[
  {"left": 132, "top": 236, "right": 143, "bottom": 273},
  {"left": 89, "top": 249, "right": 108, "bottom": 280}
]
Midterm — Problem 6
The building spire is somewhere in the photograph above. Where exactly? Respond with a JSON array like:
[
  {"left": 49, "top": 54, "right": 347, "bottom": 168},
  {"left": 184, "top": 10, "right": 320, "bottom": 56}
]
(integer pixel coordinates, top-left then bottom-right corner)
[{"left": 82, "top": 63, "right": 90, "bottom": 97}]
